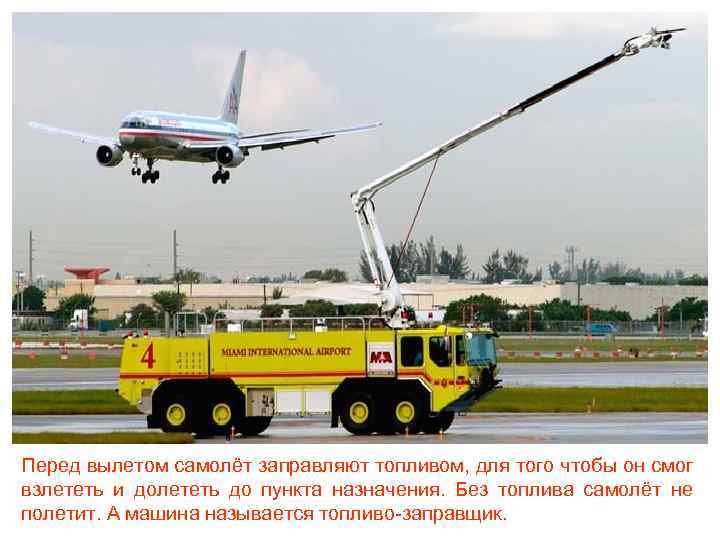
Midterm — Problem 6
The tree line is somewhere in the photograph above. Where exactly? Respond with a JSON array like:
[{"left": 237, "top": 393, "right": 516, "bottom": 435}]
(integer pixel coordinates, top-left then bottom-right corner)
[
  {"left": 302, "top": 268, "right": 348, "bottom": 282},
  {"left": 443, "top": 294, "right": 707, "bottom": 327},
  {"left": 443, "top": 295, "right": 633, "bottom": 324},
  {"left": 359, "top": 235, "right": 470, "bottom": 283},
  {"left": 548, "top": 259, "right": 708, "bottom": 286}
]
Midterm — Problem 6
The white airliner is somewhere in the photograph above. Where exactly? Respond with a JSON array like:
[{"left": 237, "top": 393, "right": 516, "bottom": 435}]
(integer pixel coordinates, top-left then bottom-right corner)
[{"left": 28, "top": 51, "right": 381, "bottom": 185}]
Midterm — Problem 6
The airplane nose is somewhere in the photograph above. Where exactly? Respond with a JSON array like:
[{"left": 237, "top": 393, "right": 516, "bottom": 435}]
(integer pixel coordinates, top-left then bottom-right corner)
[{"left": 119, "top": 133, "right": 135, "bottom": 145}]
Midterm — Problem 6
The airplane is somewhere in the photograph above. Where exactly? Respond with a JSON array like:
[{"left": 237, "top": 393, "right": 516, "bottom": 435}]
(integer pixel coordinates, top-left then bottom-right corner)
[{"left": 28, "top": 50, "right": 381, "bottom": 185}]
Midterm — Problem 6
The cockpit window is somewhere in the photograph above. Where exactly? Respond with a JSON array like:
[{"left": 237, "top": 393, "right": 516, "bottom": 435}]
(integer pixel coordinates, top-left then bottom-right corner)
[{"left": 121, "top": 116, "right": 145, "bottom": 129}]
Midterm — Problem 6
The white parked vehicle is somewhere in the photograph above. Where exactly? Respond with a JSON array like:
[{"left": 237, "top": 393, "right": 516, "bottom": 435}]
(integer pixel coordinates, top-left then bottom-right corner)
[{"left": 68, "top": 309, "right": 88, "bottom": 331}]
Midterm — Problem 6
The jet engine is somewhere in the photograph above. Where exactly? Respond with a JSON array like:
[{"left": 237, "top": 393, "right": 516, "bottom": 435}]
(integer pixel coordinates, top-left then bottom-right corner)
[
  {"left": 96, "top": 144, "right": 124, "bottom": 167},
  {"left": 215, "top": 145, "right": 246, "bottom": 168}
]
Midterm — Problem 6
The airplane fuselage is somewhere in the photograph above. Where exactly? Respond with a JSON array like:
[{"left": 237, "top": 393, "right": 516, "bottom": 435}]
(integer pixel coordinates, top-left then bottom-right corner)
[{"left": 118, "top": 111, "right": 239, "bottom": 162}]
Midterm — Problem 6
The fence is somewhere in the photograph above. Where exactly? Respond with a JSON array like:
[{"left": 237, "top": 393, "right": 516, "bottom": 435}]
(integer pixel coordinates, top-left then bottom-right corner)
[
  {"left": 480, "top": 319, "right": 705, "bottom": 337},
  {"left": 12, "top": 316, "right": 705, "bottom": 338}
]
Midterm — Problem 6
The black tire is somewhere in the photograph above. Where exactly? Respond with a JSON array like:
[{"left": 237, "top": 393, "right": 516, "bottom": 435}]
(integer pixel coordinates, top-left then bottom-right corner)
[
  {"left": 141, "top": 175, "right": 148, "bottom": 184},
  {"left": 421, "top": 411, "right": 455, "bottom": 434},
  {"left": 339, "top": 391, "right": 376, "bottom": 435},
  {"left": 153, "top": 171, "right": 160, "bottom": 181},
  {"left": 389, "top": 393, "right": 425, "bottom": 435},
  {"left": 439, "top": 411, "right": 455, "bottom": 432},
  {"left": 212, "top": 175, "right": 218, "bottom": 184},
  {"left": 375, "top": 398, "right": 398, "bottom": 435},
  {"left": 239, "top": 416, "right": 272, "bottom": 436},
  {"left": 222, "top": 171, "right": 230, "bottom": 181},
  {"left": 159, "top": 394, "right": 193, "bottom": 433}
]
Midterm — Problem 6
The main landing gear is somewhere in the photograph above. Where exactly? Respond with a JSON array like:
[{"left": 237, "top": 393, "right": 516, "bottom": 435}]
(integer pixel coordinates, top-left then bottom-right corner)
[
  {"left": 132, "top": 157, "right": 159, "bottom": 184},
  {"left": 141, "top": 170, "right": 160, "bottom": 184},
  {"left": 212, "top": 168, "right": 230, "bottom": 185}
]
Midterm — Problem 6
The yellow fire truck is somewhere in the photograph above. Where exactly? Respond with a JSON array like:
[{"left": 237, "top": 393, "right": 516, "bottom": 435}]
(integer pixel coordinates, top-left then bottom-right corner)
[{"left": 118, "top": 318, "right": 499, "bottom": 436}]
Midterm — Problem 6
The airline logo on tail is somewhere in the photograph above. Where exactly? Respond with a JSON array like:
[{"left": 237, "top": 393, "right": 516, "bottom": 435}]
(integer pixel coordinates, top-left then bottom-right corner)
[{"left": 227, "top": 87, "right": 239, "bottom": 117}]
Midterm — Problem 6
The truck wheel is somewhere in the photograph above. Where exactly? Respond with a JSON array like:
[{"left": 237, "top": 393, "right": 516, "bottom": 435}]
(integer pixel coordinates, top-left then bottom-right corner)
[
  {"left": 160, "top": 396, "right": 192, "bottom": 433},
  {"left": 240, "top": 416, "right": 272, "bottom": 436},
  {"left": 390, "top": 394, "right": 424, "bottom": 435},
  {"left": 205, "top": 397, "right": 242, "bottom": 435},
  {"left": 340, "top": 391, "right": 376, "bottom": 435},
  {"left": 421, "top": 411, "right": 455, "bottom": 434}
]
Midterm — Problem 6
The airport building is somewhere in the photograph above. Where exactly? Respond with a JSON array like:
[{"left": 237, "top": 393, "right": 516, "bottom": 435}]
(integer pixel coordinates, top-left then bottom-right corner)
[{"left": 43, "top": 268, "right": 707, "bottom": 320}]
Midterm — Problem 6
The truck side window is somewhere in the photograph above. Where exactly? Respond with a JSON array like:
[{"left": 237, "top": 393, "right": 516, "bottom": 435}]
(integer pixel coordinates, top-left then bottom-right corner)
[
  {"left": 455, "top": 335, "right": 466, "bottom": 366},
  {"left": 429, "top": 336, "right": 450, "bottom": 367},
  {"left": 400, "top": 337, "right": 424, "bottom": 367}
]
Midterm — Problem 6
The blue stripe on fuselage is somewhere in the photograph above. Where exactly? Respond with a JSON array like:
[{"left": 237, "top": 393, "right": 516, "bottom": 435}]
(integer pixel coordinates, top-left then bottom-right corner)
[{"left": 121, "top": 110, "right": 239, "bottom": 138}]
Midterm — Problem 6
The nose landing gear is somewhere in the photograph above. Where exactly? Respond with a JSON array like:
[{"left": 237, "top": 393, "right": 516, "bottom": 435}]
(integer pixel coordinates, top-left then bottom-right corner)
[
  {"left": 130, "top": 154, "right": 143, "bottom": 178},
  {"left": 212, "top": 168, "right": 230, "bottom": 185}
]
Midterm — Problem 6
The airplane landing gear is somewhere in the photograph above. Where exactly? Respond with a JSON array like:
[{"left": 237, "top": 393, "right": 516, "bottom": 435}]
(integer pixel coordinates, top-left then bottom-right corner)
[
  {"left": 140, "top": 159, "right": 159, "bottom": 184},
  {"left": 142, "top": 170, "right": 160, "bottom": 184},
  {"left": 130, "top": 154, "right": 142, "bottom": 177},
  {"left": 212, "top": 169, "right": 230, "bottom": 185}
]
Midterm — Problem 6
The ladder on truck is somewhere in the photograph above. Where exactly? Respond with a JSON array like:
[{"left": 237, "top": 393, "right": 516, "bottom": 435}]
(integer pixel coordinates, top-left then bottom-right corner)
[{"left": 351, "top": 27, "right": 685, "bottom": 328}]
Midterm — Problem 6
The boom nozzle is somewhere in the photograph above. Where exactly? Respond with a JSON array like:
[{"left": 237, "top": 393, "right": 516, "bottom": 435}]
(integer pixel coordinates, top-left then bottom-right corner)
[{"left": 622, "top": 26, "right": 686, "bottom": 56}]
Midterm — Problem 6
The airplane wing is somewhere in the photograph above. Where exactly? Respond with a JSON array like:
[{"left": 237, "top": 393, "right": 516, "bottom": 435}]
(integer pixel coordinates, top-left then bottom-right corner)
[
  {"left": 175, "top": 122, "right": 382, "bottom": 155},
  {"left": 237, "top": 122, "right": 381, "bottom": 151},
  {"left": 28, "top": 121, "right": 119, "bottom": 146}
]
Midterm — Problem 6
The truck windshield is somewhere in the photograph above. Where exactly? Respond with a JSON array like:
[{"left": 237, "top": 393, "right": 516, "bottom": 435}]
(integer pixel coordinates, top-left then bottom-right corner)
[{"left": 466, "top": 333, "right": 496, "bottom": 366}]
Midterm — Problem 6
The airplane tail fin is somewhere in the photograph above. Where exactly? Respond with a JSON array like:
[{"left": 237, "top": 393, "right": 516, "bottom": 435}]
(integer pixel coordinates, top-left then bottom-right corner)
[{"left": 219, "top": 50, "right": 246, "bottom": 124}]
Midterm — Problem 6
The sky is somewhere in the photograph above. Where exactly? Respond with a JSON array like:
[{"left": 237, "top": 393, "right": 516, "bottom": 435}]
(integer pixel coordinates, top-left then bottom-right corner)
[{"left": 11, "top": 13, "right": 707, "bottom": 282}]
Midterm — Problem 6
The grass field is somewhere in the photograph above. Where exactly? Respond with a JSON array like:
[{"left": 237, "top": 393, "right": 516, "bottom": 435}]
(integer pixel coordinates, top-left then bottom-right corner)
[
  {"left": 498, "top": 355, "right": 706, "bottom": 363},
  {"left": 497, "top": 337, "right": 707, "bottom": 353},
  {"left": 470, "top": 387, "right": 707, "bottom": 413},
  {"left": 12, "top": 387, "right": 707, "bottom": 416},
  {"left": 12, "top": 390, "right": 138, "bottom": 415},
  {"left": 12, "top": 335, "right": 123, "bottom": 345},
  {"left": 12, "top": 432, "right": 193, "bottom": 444},
  {"left": 12, "top": 353, "right": 120, "bottom": 369}
]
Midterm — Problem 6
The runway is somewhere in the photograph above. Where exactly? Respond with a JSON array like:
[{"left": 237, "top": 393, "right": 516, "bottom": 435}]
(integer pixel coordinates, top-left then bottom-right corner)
[
  {"left": 500, "top": 361, "right": 707, "bottom": 387},
  {"left": 12, "top": 361, "right": 708, "bottom": 391},
  {"left": 11, "top": 413, "right": 707, "bottom": 443},
  {"left": 13, "top": 368, "right": 119, "bottom": 390}
]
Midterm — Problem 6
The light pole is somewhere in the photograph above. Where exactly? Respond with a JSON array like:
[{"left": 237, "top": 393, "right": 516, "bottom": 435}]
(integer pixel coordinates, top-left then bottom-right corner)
[
  {"left": 528, "top": 305, "right": 534, "bottom": 338},
  {"left": 14, "top": 270, "right": 25, "bottom": 314},
  {"left": 585, "top": 305, "right": 592, "bottom": 340}
]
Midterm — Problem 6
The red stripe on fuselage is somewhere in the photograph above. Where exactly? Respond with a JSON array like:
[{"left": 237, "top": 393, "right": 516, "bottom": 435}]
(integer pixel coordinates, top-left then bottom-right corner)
[{"left": 118, "top": 129, "right": 228, "bottom": 141}]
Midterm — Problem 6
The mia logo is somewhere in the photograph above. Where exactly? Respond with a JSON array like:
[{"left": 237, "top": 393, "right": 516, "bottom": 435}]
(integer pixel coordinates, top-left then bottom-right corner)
[
  {"left": 369, "top": 351, "right": 392, "bottom": 364},
  {"left": 227, "top": 87, "right": 239, "bottom": 116},
  {"left": 367, "top": 342, "right": 395, "bottom": 376}
]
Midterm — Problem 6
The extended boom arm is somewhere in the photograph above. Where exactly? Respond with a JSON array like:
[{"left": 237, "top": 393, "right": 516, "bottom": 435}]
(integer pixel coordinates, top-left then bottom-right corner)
[{"left": 351, "top": 27, "right": 684, "bottom": 327}]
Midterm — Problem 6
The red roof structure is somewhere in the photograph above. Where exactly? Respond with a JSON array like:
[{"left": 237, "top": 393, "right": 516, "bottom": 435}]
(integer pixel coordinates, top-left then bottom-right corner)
[{"left": 64, "top": 267, "right": 110, "bottom": 284}]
